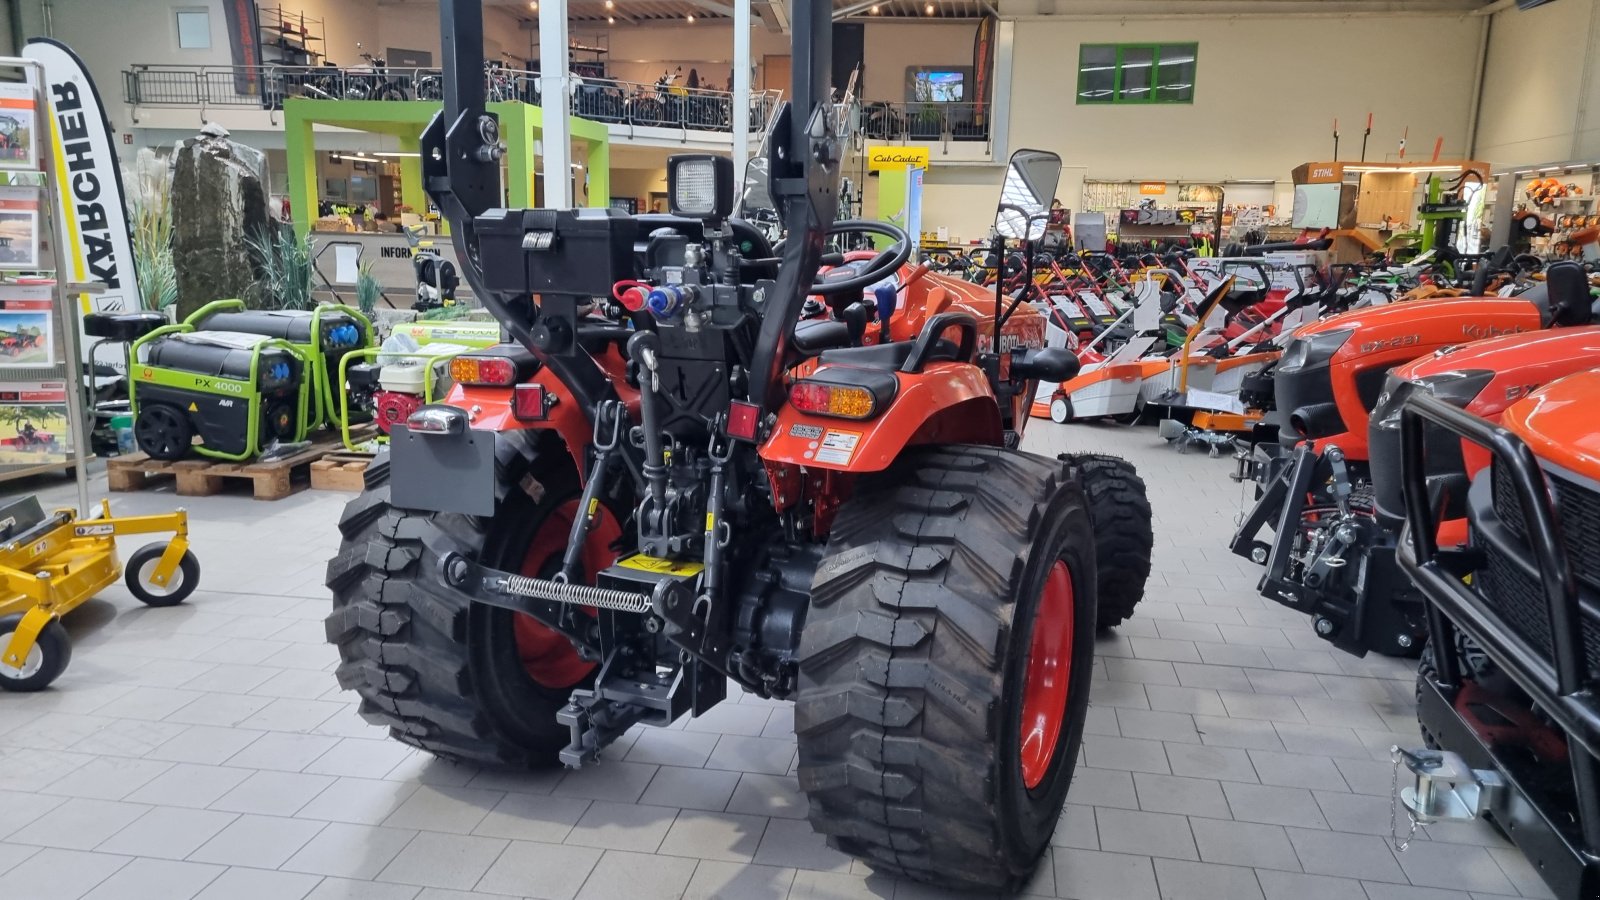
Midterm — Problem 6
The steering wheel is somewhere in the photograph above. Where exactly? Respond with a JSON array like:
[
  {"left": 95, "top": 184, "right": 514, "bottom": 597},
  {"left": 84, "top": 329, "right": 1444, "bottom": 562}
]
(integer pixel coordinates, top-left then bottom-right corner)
[{"left": 809, "top": 219, "right": 912, "bottom": 296}]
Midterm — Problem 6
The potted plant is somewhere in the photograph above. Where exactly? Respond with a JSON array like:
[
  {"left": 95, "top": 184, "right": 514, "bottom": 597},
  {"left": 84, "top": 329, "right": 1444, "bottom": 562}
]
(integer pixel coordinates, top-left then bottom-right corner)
[{"left": 908, "top": 102, "right": 943, "bottom": 140}]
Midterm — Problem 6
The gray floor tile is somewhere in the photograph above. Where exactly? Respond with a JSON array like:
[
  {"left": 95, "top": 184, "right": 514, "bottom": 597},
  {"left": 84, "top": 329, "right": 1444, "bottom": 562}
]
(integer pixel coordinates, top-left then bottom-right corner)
[
  {"left": 0, "top": 841, "right": 40, "bottom": 875},
  {"left": 1284, "top": 828, "right": 1406, "bottom": 883},
  {"left": 1067, "top": 767, "right": 1139, "bottom": 810},
  {"left": 192, "top": 866, "right": 324, "bottom": 900},
  {"left": 575, "top": 849, "right": 698, "bottom": 900},
  {"left": 625, "top": 729, "right": 722, "bottom": 768},
  {"left": 146, "top": 725, "right": 267, "bottom": 765},
  {"left": 375, "top": 831, "right": 509, "bottom": 891},
  {"left": 1117, "top": 708, "right": 1202, "bottom": 744},
  {"left": 752, "top": 817, "right": 853, "bottom": 872},
  {"left": 282, "top": 822, "right": 418, "bottom": 879},
  {"left": 1133, "top": 773, "right": 1232, "bottom": 819},
  {"left": 38, "top": 756, "right": 172, "bottom": 801},
  {"left": 1082, "top": 734, "right": 1171, "bottom": 774},
  {"left": 1051, "top": 803, "right": 1098, "bottom": 850},
  {"left": 1153, "top": 858, "right": 1264, "bottom": 900},
  {"left": 97, "top": 806, "right": 238, "bottom": 860},
  {"left": 1253, "top": 870, "right": 1366, "bottom": 900},
  {"left": 683, "top": 860, "right": 795, "bottom": 900},
  {"left": 706, "top": 735, "right": 796, "bottom": 776},
  {"left": 1165, "top": 743, "right": 1258, "bottom": 784},
  {"left": 684, "top": 703, "right": 775, "bottom": 737},
  {"left": 1052, "top": 848, "right": 1159, "bottom": 900},
  {"left": 1486, "top": 845, "right": 1556, "bottom": 899},
  {"left": 1219, "top": 782, "right": 1328, "bottom": 829},
  {"left": 0, "top": 788, "right": 66, "bottom": 835},
  {"left": 1145, "top": 685, "right": 1229, "bottom": 717},
  {"left": 1188, "top": 818, "right": 1299, "bottom": 871},
  {"left": 4, "top": 847, "right": 130, "bottom": 899},
  {"left": 1095, "top": 808, "right": 1198, "bottom": 861},
  {"left": 122, "top": 763, "right": 252, "bottom": 809},
  {"left": 475, "top": 840, "right": 602, "bottom": 900},
  {"left": 188, "top": 813, "right": 326, "bottom": 868},
  {"left": 211, "top": 769, "right": 337, "bottom": 816},
  {"left": 8, "top": 797, "right": 149, "bottom": 850},
  {"left": 381, "top": 785, "right": 503, "bottom": 834},
  {"left": 305, "top": 878, "right": 422, "bottom": 900},
  {"left": 1311, "top": 791, "right": 1390, "bottom": 835},
  {"left": 304, "top": 738, "right": 416, "bottom": 779},
  {"left": 725, "top": 772, "right": 805, "bottom": 819},
  {"left": 552, "top": 762, "right": 660, "bottom": 803},
  {"left": 657, "top": 810, "right": 768, "bottom": 863},
  {"left": 79, "top": 857, "right": 224, "bottom": 900},
  {"left": 563, "top": 799, "right": 679, "bottom": 852},
  {"left": 296, "top": 776, "right": 420, "bottom": 825},
  {"left": 788, "top": 869, "right": 897, "bottom": 900},
  {"left": 1247, "top": 750, "right": 1349, "bottom": 791},
  {"left": 471, "top": 792, "right": 592, "bottom": 842},
  {"left": 1391, "top": 840, "right": 1518, "bottom": 894}
]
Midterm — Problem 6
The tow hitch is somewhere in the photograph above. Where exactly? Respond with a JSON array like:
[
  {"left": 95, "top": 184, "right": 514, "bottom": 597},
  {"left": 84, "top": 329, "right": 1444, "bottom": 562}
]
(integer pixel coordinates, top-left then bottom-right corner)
[{"left": 1393, "top": 745, "right": 1505, "bottom": 836}]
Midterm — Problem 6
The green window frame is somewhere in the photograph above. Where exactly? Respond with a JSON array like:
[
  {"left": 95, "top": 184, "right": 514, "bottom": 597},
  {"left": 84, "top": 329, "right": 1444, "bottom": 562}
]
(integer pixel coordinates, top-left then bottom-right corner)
[{"left": 1076, "top": 43, "right": 1198, "bottom": 105}]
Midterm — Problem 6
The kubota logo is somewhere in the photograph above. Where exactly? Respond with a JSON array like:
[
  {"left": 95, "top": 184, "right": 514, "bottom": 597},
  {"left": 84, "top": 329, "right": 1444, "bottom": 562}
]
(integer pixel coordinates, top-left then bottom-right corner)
[{"left": 1462, "top": 323, "right": 1526, "bottom": 341}]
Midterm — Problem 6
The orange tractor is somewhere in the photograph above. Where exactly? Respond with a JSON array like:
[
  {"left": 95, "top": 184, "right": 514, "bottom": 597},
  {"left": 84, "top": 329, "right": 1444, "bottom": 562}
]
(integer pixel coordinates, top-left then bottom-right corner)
[{"left": 323, "top": 0, "right": 1152, "bottom": 890}]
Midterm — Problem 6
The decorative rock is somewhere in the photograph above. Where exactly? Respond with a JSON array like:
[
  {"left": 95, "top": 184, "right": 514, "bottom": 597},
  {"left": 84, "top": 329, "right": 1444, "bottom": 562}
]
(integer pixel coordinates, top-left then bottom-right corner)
[{"left": 171, "top": 123, "right": 270, "bottom": 318}]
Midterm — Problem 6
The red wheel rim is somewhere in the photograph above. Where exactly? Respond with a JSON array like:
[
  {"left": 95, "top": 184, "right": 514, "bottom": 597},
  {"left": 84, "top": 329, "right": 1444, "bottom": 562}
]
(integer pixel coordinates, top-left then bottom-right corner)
[
  {"left": 1020, "top": 559, "right": 1074, "bottom": 790},
  {"left": 511, "top": 499, "right": 619, "bottom": 689}
]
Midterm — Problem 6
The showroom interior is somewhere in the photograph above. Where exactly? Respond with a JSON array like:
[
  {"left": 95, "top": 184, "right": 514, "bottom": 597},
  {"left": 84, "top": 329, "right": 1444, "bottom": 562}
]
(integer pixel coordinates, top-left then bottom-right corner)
[{"left": 1, "top": 0, "right": 1599, "bottom": 898}]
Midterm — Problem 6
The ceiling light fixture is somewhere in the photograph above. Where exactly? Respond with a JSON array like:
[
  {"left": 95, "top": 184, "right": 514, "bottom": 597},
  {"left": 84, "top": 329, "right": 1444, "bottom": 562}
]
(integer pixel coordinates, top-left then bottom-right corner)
[
  {"left": 869, "top": 3, "right": 879, "bottom": 11},
  {"left": 528, "top": 0, "right": 536, "bottom": 8},
  {"left": 687, "top": 13, "right": 695, "bottom": 22},
  {"left": 925, "top": 2, "right": 934, "bottom": 13},
  {"left": 605, "top": 0, "right": 614, "bottom": 7},
  {"left": 608, "top": 15, "right": 615, "bottom": 22}
]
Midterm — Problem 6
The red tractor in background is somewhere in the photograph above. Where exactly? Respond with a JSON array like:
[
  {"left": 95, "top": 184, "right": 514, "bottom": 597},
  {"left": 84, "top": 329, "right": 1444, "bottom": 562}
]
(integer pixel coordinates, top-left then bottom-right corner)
[{"left": 323, "top": 0, "right": 1153, "bottom": 890}]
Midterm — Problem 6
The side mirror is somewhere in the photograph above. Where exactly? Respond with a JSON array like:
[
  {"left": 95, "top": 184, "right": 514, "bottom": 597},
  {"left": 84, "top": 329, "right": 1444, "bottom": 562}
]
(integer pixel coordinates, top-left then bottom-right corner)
[
  {"left": 1011, "top": 346, "right": 1079, "bottom": 382},
  {"left": 994, "top": 149, "right": 1062, "bottom": 242}
]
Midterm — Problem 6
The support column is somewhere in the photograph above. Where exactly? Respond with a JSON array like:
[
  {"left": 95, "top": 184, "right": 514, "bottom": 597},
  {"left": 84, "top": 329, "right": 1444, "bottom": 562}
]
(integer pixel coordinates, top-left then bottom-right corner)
[
  {"left": 538, "top": 0, "right": 572, "bottom": 207},
  {"left": 587, "top": 137, "right": 610, "bottom": 208},
  {"left": 284, "top": 106, "right": 318, "bottom": 239},
  {"left": 733, "top": 0, "right": 751, "bottom": 181},
  {"left": 398, "top": 134, "right": 424, "bottom": 219},
  {"left": 503, "top": 104, "right": 535, "bottom": 209}
]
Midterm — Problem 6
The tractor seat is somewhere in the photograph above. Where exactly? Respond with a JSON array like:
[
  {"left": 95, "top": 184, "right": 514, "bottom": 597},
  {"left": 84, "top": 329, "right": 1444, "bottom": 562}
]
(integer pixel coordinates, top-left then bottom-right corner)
[
  {"left": 84, "top": 311, "right": 168, "bottom": 342},
  {"left": 1538, "top": 259, "right": 1594, "bottom": 327},
  {"left": 818, "top": 337, "right": 960, "bottom": 371},
  {"left": 793, "top": 319, "right": 850, "bottom": 356}
]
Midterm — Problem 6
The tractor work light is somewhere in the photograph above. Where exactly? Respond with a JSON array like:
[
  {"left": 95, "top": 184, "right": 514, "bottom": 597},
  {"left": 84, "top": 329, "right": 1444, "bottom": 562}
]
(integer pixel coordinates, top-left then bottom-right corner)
[
  {"left": 450, "top": 354, "right": 519, "bottom": 386},
  {"left": 790, "top": 381, "right": 879, "bottom": 420},
  {"left": 668, "top": 154, "right": 734, "bottom": 219}
]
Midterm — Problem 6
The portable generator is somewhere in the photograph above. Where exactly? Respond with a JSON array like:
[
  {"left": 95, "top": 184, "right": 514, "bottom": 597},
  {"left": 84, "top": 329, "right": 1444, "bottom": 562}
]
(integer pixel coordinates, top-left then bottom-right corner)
[
  {"left": 183, "top": 300, "right": 373, "bottom": 430},
  {"left": 128, "top": 328, "right": 311, "bottom": 462}
]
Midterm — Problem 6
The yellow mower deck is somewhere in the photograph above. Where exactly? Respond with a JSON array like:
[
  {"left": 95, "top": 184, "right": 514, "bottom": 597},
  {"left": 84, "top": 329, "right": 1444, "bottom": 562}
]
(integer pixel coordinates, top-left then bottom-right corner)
[{"left": 0, "top": 500, "right": 195, "bottom": 690}]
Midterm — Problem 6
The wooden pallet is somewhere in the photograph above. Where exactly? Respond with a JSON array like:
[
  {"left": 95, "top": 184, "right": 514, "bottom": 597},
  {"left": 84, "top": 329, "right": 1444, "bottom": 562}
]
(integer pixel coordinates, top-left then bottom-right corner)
[
  {"left": 107, "top": 429, "right": 370, "bottom": 501},
  {"left": 309, "top": 452, "right": 377, "bottom": 493}
]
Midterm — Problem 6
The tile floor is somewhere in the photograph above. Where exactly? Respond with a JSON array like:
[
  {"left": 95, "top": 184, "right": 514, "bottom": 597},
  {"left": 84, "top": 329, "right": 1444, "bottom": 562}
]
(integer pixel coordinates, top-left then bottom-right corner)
[{"left": 0, "top": 423, "right": 1544, "bottom": 900}]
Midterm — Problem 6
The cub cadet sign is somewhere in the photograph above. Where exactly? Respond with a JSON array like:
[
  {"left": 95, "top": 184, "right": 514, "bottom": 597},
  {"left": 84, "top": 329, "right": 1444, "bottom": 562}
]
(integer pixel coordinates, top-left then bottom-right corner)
[{"left": 867, "top": 146, "right": 930, "bottom": 171}]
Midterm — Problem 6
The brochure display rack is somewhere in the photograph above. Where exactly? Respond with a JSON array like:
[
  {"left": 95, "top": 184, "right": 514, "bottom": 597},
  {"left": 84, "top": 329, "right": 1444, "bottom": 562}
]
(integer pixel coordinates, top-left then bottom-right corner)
[{"left": 0, "top": 55, "right": 94, "bottom": 514}]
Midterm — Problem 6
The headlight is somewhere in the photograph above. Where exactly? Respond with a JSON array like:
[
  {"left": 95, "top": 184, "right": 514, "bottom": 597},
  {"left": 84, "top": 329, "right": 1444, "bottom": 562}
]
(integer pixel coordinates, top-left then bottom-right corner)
[
  {"left": 1277, "top": 327, "right": 1353, "bottom": 373},
  {"left": 1371, "top": 369, "right": 1494, "bottom": 429}
]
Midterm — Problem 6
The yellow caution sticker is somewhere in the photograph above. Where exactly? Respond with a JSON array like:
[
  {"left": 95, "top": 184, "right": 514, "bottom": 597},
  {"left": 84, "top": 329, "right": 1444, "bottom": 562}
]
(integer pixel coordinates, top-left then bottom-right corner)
[
  {"left": 188, "top": 402, "right": 198, "bottom": 411},
  {"left": 587, "top": 497, "right": 600, "bottom": 519},
  {"left": 617, "top": 554, "right": 705, "bottom": 577},
  {"left": 705, "top": 513, "right": 715, "bottom": 533}
]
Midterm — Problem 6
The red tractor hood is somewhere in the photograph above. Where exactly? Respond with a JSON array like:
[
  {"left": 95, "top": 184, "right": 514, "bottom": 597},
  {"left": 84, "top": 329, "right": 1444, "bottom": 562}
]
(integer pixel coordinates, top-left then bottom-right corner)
[{"left": 1503, "top": 368, "right": 1600, "bottom": 475}]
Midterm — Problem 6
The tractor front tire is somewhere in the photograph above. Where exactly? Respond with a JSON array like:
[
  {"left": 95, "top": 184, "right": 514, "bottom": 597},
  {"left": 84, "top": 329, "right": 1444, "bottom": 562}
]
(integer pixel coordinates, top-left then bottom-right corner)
[
  {"left": 1061, "top": 453, "right": 1154, "bottom": 629},
  {"left": 324, "top": 433, "right": 616, "bottom": 767},
  {"left": 796, "top": 446, "right": 1097, "bottom": 892}
]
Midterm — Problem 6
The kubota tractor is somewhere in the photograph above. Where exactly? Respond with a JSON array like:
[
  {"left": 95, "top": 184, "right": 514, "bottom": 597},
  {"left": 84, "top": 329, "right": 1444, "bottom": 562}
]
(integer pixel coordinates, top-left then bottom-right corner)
[
  {"left": 1228, "top": 260, "right": 1593, "bottom": 656},
  {"left": 1394, "top": 366, "right": 1600, "bottom": 900},
  {"left": 323, "top": 0, "right": 1153, "bottom": 891}
]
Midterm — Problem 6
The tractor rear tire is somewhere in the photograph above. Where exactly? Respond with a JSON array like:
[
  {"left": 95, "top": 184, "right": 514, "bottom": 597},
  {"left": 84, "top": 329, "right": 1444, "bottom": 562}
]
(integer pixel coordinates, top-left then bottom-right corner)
[
  {"left": 324, "top": 433, "right": 619, "bottom": 767},
  {"left": 796, "top": 446, "right": 1097, "bottom": 892},
  {"left": 1061, "top": 453, "right": 1154, "bottom": 629}
]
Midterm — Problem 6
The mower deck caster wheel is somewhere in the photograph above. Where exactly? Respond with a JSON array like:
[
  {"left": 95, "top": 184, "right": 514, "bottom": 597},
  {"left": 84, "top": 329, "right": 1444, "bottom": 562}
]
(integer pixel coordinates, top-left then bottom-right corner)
[
  {"left": 0, "top": 613, "right": 71, "bottom": 692},
  {"left": 125, "top": 542, "right": 201, "bottom": 607},
  {"left": 1049, "top": 395, "right": 1071, "bottom": 423}
]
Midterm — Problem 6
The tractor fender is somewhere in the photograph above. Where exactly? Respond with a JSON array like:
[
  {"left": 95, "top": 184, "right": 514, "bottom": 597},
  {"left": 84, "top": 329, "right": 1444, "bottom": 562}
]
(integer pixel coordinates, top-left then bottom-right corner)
[{"left": 760, "top": 362, "right": 1002, "bottom": 472}]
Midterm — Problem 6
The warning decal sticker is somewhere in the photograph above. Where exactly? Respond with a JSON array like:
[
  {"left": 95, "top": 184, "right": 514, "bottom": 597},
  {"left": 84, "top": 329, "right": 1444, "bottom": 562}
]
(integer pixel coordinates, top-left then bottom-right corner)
[{"left": 815, "top": 430, "right": 861, "bottom": 465}]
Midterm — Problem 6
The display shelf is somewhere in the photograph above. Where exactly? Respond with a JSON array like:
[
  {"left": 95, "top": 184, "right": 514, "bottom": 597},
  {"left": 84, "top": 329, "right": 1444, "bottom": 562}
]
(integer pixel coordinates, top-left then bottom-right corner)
[{"left": 258, "top": 6, "right": 325, "bottom": 66}]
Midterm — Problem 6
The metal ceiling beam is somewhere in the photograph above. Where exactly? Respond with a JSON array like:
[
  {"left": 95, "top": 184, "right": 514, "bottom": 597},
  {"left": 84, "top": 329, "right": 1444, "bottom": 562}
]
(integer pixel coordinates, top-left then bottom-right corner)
[
  {"left": 833, "top": 0, "right": 878, "bottom": 19},
  {"left": 684, "top": 0, "right": 738, "bottom": 16}
]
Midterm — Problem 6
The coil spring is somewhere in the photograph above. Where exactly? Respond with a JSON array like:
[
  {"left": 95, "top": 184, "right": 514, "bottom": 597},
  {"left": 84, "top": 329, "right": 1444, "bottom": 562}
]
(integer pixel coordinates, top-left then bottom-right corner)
[{"left": 501, "top": 573, "right": 653, "bottom": 613}]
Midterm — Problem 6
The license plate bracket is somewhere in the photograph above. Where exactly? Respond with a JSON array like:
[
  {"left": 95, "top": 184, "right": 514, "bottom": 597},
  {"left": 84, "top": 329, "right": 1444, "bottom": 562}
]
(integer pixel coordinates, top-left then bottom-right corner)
[{"left": 390, "top": 424, "right": 497, "bottom": 516}]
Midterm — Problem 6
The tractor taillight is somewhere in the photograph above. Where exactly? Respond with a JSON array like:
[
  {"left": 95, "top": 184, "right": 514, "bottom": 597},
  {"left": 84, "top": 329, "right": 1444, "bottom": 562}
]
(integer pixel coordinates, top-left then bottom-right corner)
[
  {"left": 512, "top": 383, "right": 554, "bottom": 421},
  {"left": 450, "top": 355, "right": 518, "bottom": 386},
  {"left": 789, "top": 381, "right": 878, "bottom": 420}
]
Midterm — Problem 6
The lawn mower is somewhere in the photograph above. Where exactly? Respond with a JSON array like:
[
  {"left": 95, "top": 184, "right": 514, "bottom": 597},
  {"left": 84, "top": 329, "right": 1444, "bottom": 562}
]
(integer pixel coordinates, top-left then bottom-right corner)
[
  {"left": 0, "top": 496, "right": 198, "bottom": 691},
  {"left": 323, "top": 0, "right": 1154, "bottom": 890},
  {"left": 1394, "top": 364, "right": 1600, "bottom": 900},
  {"left": 1227, "top": 260, "right": 1594, "bottom": 656}
]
